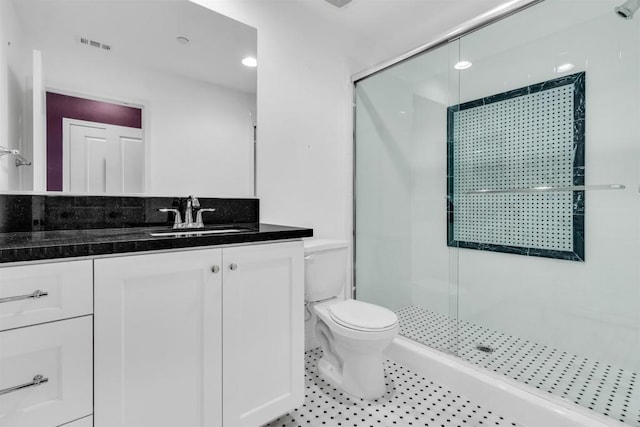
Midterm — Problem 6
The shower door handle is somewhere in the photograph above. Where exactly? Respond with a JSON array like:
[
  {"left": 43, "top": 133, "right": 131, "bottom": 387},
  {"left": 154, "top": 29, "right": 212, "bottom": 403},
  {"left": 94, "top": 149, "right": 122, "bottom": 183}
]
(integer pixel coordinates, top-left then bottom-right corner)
[{"left": 463, "top": 184, "right": 626, "bottom": 194}]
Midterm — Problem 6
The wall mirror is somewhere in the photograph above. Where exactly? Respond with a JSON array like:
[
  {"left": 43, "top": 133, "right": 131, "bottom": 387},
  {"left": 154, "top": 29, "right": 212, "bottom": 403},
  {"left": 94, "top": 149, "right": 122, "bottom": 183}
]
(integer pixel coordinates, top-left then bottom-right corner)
[{"left": 0, "top": 0, "right": 257, "bottom": 197}]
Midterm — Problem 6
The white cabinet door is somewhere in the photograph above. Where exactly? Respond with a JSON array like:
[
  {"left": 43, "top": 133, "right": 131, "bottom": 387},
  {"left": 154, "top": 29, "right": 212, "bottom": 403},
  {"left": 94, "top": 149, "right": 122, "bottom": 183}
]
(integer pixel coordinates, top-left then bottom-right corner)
[
  {"left": 222, "top": 241, "right": 304, "bottom": 427},
  {"left": 94, "top": 249, "right": 222, "bottom": 427},
  {"left": 0, "top": 260, "right": 93, "bottom": 331},
  {"left": 0, "top": 317, "right": 93, "bottom": 427}
]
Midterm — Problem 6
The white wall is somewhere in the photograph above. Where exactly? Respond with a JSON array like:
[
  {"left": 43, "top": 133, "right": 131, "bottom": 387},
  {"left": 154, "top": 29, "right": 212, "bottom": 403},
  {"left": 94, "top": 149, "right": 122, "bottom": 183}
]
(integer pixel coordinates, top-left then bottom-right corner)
[
  {"left": 0, "top": 0, "right": 8, "bottom": 190},
  {"left": 191, "top": 1, "right": 365, "bottom": 319},
  {"left": 189, "top": 1, "right": 515, "bottom": 324},
  {"left": 0, "top": 0, "right": 30, "bottom": 192},
  {"left": 192, "top": 0, "right": 359, "bottom": 236}
]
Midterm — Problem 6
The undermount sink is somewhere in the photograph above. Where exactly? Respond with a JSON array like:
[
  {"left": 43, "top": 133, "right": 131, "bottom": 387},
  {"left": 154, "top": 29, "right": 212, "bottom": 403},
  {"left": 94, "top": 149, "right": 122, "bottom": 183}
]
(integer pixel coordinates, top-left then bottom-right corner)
[{"left": 150, "top": 228, "right": 246, "bottom": 237}]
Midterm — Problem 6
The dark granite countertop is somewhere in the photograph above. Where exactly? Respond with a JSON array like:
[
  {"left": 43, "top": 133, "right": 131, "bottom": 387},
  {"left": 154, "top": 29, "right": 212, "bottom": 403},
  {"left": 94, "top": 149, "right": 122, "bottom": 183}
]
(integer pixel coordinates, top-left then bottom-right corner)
[{"left": 0, "top": 223, "right": 313, "bottom": 264}]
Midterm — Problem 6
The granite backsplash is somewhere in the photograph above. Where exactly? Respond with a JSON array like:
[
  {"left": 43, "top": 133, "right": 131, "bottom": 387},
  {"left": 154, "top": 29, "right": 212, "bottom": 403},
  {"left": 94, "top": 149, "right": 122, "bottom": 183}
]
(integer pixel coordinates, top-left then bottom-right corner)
[{"left": 0, "top": 194, "right": 259, "bottom": 233}]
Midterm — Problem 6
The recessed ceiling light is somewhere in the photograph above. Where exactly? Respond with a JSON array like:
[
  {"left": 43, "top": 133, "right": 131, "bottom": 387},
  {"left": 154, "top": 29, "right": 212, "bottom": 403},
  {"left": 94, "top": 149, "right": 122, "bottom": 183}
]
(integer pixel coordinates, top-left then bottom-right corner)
[
  {"left": 176, "top": 36, "right": 190, "bottom": 45},
  {"left": 242, "top": 57, "right": 257, "bottom": 67},
  {"left": 556, "top": 63, "right": 574, "bottom": 73},
  {"left": 454, "top": 60, "right": 472, "bottom": 70}
]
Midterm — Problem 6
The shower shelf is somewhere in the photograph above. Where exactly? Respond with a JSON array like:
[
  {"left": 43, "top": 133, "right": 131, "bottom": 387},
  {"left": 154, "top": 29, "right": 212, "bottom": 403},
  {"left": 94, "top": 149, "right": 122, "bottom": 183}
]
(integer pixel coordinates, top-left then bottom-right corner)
[{"left": 463, "top": 184, "right": 625, "bottom": 194}]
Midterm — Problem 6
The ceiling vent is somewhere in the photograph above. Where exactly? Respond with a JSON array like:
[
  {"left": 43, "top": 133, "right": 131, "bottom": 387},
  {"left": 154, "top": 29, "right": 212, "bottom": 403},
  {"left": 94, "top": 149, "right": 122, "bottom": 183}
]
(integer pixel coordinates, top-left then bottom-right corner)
[
  {"left": 79, "top": 37, "right": 112, "bottom": 52},
  {"left": 324, "top": 0, "right": 353, "bottom": 8}
]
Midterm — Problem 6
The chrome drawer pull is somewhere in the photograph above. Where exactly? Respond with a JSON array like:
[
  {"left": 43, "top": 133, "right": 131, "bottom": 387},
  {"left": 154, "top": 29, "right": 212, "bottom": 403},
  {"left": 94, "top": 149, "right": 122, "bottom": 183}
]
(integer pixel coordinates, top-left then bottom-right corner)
[
  {"left": 0, "top": 374, "right": 49, "bottom": 396},
  {"left": 0, "top": 290, "right": 49, "bottom": 304}
]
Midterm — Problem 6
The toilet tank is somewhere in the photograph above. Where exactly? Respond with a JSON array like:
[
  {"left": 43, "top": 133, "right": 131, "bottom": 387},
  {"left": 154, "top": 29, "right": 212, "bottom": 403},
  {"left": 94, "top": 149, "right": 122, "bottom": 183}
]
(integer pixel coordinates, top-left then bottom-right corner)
[{"left": 304, "top": 239, "right": 348, "bottom": 302}]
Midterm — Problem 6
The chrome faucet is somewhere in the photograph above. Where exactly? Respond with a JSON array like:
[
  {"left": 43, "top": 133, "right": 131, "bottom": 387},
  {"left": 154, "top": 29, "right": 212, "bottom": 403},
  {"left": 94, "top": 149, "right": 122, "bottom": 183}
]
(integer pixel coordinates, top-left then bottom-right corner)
[
  {"left": 184, "top": 195, "right": 200, "bottom": 228},
  {"left": 159, "top": 195, "right": 216, "bottom": 229}
]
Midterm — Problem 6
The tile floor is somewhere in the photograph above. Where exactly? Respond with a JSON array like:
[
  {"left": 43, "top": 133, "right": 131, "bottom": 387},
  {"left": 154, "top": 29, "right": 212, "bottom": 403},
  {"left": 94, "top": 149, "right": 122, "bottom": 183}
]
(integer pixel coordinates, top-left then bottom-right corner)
[
  {"left": 396, "top": 306, "right": 640, "bottom": 427},
  {"left": 265, "top": 347, "right": 521, "bottom": 427}
]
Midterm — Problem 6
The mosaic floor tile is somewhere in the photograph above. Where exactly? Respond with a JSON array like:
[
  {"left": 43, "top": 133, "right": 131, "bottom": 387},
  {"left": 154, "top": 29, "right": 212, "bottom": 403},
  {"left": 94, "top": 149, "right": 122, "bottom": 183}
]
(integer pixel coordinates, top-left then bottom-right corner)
[
  {"left": 265, "top": 347, "right": 520, "bottom": 427},
  {"left": 396, "top": 306, "right": 640, "bottom": 427}
]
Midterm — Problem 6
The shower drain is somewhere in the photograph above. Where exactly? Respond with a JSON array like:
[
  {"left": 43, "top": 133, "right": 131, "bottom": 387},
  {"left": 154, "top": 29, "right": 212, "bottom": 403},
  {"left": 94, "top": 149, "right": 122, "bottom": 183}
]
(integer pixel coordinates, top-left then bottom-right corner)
[{"left": 476, "top": 344, "right": 495, "bottom": 353}]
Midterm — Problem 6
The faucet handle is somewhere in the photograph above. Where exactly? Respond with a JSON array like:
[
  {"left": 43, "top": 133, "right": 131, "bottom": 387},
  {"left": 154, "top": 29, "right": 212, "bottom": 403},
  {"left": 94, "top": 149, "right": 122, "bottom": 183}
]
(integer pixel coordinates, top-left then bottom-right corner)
[
  {"left": 188, "top": 195, "right": 200, "bottom": 209},
  {"left": 195, "top": 208, "right": 216, "bottom": 228},
  {"left": 159, "top": 208, "right": 183, "bottom": 229}
]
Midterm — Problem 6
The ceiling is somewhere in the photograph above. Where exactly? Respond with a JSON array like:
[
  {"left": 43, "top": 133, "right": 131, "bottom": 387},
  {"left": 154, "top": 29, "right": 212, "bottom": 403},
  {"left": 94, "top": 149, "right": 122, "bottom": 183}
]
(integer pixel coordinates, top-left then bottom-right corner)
[
  {"left": 293, "top": 0, "right": 512, "bottom": 63},
  {"left": 12, "top": 0, "right": 257, "bottom": 94}
]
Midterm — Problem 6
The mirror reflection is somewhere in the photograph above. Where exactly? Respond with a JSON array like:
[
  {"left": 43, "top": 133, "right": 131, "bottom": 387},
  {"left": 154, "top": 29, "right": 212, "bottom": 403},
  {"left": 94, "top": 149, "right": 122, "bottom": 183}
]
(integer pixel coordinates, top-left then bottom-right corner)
[{"left": 0, "top": 0, "right": 257, "bottom": 196}]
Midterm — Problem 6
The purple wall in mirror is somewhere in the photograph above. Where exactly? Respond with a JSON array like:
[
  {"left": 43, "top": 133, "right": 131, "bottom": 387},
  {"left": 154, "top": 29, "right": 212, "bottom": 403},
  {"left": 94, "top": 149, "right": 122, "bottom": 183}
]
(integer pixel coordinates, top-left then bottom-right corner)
[{"left": 46, "top": 92, "right": 143, "bottom": 191}]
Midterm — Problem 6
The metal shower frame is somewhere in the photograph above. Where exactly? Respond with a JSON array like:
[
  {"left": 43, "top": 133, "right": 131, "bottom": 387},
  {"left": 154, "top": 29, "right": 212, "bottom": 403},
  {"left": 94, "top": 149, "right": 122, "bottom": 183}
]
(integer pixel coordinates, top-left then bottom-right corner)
[{"left": 350, "top": 0, "right": 545, "bottom": 299}]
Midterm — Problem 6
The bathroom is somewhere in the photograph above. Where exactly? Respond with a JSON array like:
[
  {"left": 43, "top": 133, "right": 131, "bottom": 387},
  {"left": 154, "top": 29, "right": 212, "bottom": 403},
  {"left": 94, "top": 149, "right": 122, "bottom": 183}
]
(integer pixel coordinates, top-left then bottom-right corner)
[{"left": 1, "top": 0, "right": 639, "bottom": 426}]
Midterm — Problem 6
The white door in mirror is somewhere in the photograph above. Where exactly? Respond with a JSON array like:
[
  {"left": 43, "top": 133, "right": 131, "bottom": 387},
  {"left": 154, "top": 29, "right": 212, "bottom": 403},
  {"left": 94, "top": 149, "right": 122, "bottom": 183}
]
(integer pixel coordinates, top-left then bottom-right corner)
[{"left": 63, "top": 118, "right": 144, "bottom": 193}]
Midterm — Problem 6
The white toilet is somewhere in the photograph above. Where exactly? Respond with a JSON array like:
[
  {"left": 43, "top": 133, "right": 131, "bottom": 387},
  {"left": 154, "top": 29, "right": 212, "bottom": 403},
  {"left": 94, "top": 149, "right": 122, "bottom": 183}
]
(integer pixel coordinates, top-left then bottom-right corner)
[{"left": 304, "top": 239, "right": 399, "bottom": 400}]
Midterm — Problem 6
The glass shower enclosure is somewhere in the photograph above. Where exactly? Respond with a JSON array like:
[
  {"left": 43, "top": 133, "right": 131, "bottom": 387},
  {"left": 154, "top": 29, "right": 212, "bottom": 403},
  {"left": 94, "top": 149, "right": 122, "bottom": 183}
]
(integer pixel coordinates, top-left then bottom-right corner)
[{"left": 354, "top": 0, "right": 640, "bottom": 425}]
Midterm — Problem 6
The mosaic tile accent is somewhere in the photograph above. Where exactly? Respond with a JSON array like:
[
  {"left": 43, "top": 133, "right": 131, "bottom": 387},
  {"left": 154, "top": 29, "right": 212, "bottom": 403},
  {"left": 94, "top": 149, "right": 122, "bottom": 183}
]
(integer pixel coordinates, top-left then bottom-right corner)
[
  {"left": 265, "top": 347, "right": 521, "bottom": 427},
  {"left": 447, "top": 72, "right": 585, "bottom": 261},
  {"left": 396, "top": 306, "right": 640, "bottom": 427}
]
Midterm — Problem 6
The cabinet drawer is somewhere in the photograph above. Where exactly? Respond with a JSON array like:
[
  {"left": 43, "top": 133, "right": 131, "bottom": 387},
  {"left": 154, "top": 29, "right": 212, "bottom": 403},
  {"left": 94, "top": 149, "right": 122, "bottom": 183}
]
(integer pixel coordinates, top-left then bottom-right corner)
[
  {"left": 0, "top": 316, "right": 93, "bottom": 427},
  {"left": 0, "top": 260, "right": 93, "bottom": 331}
]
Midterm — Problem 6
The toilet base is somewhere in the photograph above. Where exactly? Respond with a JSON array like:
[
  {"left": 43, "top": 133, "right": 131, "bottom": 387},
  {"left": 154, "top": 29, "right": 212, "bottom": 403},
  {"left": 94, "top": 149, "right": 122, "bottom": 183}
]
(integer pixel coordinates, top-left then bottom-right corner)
[
  {"left": 317, "top": 349, "right": 388, "bottom": 400},
  {"left": 317, "top": 356, "right": 343, "bottom": 388}
]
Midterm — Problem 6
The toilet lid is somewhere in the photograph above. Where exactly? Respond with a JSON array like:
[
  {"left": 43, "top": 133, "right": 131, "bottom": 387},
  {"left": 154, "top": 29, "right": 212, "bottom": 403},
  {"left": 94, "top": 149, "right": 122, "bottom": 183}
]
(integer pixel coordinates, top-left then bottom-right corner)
[{"left": 328, "top": 300, "right": 398, "bottom": 331}]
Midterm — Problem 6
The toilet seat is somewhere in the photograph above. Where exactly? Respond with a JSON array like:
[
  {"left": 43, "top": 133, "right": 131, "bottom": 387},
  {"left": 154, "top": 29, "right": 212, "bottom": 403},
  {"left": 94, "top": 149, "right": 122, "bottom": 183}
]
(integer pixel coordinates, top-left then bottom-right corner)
[{"left": 328, "top": 300, "right": 398, "bottom": 332}]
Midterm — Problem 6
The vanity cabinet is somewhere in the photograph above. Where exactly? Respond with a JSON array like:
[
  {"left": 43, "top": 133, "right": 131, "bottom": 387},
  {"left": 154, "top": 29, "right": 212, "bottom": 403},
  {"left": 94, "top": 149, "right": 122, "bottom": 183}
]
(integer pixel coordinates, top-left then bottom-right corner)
[
  {"left": 94, "top": 248, "right": 223, "bottom": 427},
  {"left": 0, "top": 261, "right": 93, "bottom": 427},
  {"left": 0, "top": 260, "right": 93, "bottom": 332},
  {"left": 0, "top": 318, "right": 93, "bottom": 427},
  {"left": 94, "top": 240, "right": 304, "bottom": 427},
  {"left": 223, "top": 242, "right": 304, "bottom": 427}
]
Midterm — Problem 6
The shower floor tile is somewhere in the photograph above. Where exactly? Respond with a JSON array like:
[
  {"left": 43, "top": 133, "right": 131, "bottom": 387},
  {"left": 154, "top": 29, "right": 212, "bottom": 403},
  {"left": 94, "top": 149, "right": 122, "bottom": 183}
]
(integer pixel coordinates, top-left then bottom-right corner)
[
  {"left": 264, "top": 347, "right": 521, "bottom": 427},
  {"left": 396, "top": 306, "right": 640, "bottom": 427}
]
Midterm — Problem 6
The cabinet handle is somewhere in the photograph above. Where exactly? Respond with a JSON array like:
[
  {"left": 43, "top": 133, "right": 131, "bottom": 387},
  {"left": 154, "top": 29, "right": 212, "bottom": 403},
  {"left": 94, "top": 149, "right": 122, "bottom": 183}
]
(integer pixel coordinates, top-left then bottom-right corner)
[
  {"left": 0, "top": 290, "right": 48, "bottom": 304},
  {"left": 229, "top": 263, "right": 238, "bottom": 271},
  {"left": 211, "top": 265, "right": 220, "bottom": 273},
  {"left": 0, "top": 374, "right": 49, "bottom": 396}
]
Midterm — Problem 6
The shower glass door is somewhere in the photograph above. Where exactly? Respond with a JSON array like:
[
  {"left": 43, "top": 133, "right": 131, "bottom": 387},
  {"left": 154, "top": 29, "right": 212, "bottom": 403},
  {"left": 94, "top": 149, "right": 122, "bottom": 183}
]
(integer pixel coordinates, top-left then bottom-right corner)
[
  {"left": 453, "top": 1, "right": 640, "bottom": 424},
  {"left": 354, "top": 40, "right": 461, "bottom": 355},
  {"left": 355, "top": 0, "right": 640, "bottom": 424}
]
